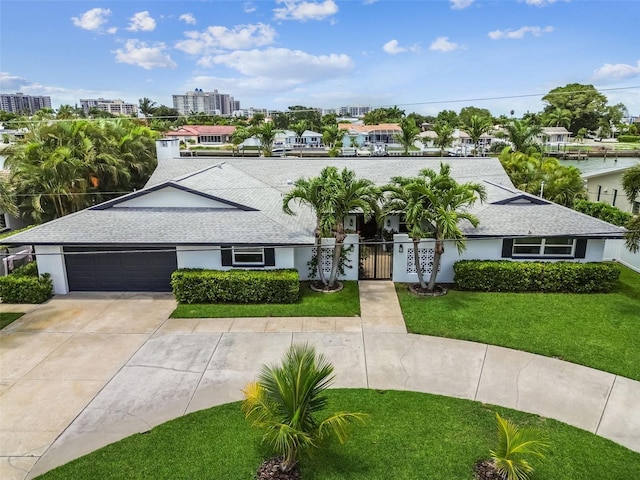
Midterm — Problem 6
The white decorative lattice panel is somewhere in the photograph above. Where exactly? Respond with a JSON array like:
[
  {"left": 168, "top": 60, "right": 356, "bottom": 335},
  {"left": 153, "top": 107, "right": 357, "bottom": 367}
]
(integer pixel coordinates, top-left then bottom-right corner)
[
  {"left": 406, "top": 248, "right": 439, "bottom": 274},
  {"left": 312, "top": 247, "right": 334, "bottom": 274}
]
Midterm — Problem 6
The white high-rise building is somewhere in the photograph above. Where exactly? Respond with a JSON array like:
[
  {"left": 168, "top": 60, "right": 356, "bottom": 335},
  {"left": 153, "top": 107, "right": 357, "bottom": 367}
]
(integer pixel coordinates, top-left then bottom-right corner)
[
  {"left": 79, "top": 98, "right": 137, "bottom": 116},
  {"left": 172, "top": 89, "right": 239, "bottom": 116},
  {"left": 1, "top": 92, "right": 51, "bottom": 114}
]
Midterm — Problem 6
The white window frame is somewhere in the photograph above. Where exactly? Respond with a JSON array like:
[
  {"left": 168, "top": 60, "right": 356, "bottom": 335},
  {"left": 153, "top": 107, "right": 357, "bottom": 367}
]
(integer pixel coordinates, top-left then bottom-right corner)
[
  {"left": 232, "top": 247, "right": 265, "bottom": 266},
  {"left": 512, "top": 237, "right": 576, "bottom": 258}
]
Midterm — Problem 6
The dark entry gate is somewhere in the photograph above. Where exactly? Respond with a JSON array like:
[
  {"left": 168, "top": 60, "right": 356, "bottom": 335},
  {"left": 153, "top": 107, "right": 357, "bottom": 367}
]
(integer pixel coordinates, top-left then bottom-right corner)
[{"left": 359, "top": 242, "right": 392, "bottom": 280}]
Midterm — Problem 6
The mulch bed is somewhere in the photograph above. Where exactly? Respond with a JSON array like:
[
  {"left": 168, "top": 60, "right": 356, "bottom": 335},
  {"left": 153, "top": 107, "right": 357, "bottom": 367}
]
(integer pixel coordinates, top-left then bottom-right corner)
[
  {"left": 256, "top": 457, "right": 302, "bottom": 480},
  {"left": 473, "top": 460, "right": 505, "bottom": 480},
  {"left": 408, "top": 283, "right": 448, "bottom": 297}
]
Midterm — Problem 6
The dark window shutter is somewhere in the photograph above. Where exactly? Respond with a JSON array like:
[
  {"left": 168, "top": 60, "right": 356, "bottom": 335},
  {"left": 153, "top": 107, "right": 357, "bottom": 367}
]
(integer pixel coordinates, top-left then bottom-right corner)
[
  {"left": 575, "top": 238, "right": 587, "bottom": 259},
  {"left": 265, "top": 248, "right": 276, "bottom": 266},
  {"left": 501, "top": 238, "right": 514, "bottom": 258},
  {"left": 221, "top": 247, "right": 232, "bottom": 266}
]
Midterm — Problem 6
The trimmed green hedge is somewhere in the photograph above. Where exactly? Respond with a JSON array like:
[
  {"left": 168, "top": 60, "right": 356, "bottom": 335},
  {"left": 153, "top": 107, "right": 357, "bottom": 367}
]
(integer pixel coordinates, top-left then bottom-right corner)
[
  {"left": 171, "top": 269, "right": 300, "bottom": 304},
  {"left": 573, "top": 200, "right": 632, "bottom": 227},
  {"left": 618, "top": 135, "right": 640, "bottom": 143},
  {"left": 454, "top": 260, "right": 621, "bottom": 293},
  {"left": 11, "top": 261, "right": 39, "bottom": 277},
  {"left": 0, "top": 273, "right": 53, "bottom": 303}
]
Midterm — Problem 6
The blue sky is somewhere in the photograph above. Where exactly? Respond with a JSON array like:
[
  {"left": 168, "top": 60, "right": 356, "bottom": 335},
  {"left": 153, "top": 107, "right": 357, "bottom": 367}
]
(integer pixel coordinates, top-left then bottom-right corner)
[{"left": 1, "top": 0, "right": 639, "bottom": 116}]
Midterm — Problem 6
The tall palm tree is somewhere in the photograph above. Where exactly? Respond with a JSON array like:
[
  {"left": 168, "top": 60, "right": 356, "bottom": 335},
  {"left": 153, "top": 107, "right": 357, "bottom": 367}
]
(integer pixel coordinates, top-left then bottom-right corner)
[
  {"left": 462, "top": 115, "right": 492, "bottom": 156},
  {"left": 0, "top": 180, "right": 18, "bottom": 218},
  {"left": 622, "top": 164, "right": 640, "bottom": 253},
  {"left": 138, "top": 97, "right": 157, "bottom": 119},
  {"left": 322, "top": 124, "right": 346, "bottom": 157},
  {"left": 432, "top": 122, "right": 454, "bottom": 156},
  {"left": 242, "top": 343, "right": 366, "bottom": 473},
  {"left": 395, "top": 117, "right": 420, "bottom": 155},
  {"left": 290, "top": 120, "right": 308, "bottom": 157},
  {"left": 56, "top": 104, "right": 76, "bottom": 120},
  {"left": 283, "top": 167, "right": 380, "bottom": 289},
  {"left": 252, "top": 121, "right": 278, "bottom": 157},
  {"left": 384, "top": 164, "right": 486, "bottom": 291},
  {"left": 504, "top": 119, "right": 543, "bottom": 154}
]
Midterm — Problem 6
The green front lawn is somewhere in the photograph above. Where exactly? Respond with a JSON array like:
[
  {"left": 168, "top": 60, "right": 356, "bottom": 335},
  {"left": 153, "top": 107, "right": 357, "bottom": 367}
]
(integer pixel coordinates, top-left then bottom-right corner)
[
  {"left": 36, "top": 389, "right": 639, "bottom": 480},
  {"left": 171, "top": 281, "right": 360, "bottom": 318},
  {"left": 0, "top": 312, "right": 23, "bottom": 330},
  {"left": 397, "top": 266, "right": 640, "bottom": 380}
]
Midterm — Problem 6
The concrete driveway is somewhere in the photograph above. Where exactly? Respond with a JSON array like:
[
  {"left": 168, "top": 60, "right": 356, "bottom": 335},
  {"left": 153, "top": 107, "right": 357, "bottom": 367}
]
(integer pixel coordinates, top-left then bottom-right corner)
[{"left": 1, "top": 283, "right": 639, "bottom": 479}]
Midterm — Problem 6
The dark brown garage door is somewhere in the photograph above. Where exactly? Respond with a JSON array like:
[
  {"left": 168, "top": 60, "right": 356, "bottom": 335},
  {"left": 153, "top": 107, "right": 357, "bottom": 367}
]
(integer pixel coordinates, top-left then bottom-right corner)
[{"left": 64, "top": 246, "right": 177, "bottom": 292}]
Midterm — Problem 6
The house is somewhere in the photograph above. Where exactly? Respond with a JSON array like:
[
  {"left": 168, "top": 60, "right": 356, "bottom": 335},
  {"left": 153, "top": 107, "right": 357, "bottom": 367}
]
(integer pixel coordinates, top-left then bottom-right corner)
[
  {"left": 2, "top": 152, "right": 625, "bottom": 294},
  {"left": 540, "top": 127, "right": 571, "bottom": 144},
  {"left": 338, "top": 123, "right": 402, "bottom": 147},
  {"left": 164, "top": 125, "right": 237, "bottom": 146},
  {"left": 582, "top": 163, "right": 640, "bottom": 213}
]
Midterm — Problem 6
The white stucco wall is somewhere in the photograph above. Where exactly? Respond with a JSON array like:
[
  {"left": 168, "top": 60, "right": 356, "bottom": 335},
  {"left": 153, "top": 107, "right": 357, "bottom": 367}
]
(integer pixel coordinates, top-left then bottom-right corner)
[
  {"left": 383, "top": 215, "right": 400, "bottom": 233},
  {"left": 116, "top": 187, "right": 233, "bottom": 209},
  {"left": 177, "top": 245, "right": 295, "bottom": 271},
  {"left": 293, "top": 235, "right": 359, "bottom": 282},
  {"left": 392, "top": 235, "right": 610, "bottom": 284},
  {"left": 34, "top": 245, "right": 69, "bottom": 295},
  {"left": 603, "top": 239, "right": 640, "bottom": 272}
]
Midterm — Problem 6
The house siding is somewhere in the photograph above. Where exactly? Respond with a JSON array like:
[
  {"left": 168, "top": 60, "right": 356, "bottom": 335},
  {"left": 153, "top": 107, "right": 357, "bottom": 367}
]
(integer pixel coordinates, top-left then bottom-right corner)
[{"left": 35, "top": 245, "right": 69, "bottom": 294}]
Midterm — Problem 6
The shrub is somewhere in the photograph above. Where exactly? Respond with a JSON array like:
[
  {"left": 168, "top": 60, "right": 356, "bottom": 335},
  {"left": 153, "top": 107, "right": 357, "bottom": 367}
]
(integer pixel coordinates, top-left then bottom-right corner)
[
  {"left": 0, "top": 273, "right": 53, "bottom": 303},
  {"left": 171, "top": 268, "right": 300, "bottom": 304},
  {"left": 618, "top": 135, "right": 640, "bottom": 143},
  {"left": 454, "top": 260, "right": 620, "bottom": 293},
  {"left": 573, "top": 200, "right": 632, "bottom": 227},
  {"left": 11, "top": 261, "right": 39, "bottom": 277}
]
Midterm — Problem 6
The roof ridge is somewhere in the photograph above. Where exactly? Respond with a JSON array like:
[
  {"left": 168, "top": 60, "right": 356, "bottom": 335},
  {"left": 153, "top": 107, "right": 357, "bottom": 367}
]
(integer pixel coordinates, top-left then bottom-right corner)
[{"left": 174, "top": 161, "right": 226, "bottom": 182}]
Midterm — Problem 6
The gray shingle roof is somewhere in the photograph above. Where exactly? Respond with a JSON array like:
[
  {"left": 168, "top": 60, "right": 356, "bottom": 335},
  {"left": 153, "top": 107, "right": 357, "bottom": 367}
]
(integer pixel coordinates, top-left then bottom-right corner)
[{"left": 3, "top": 156, "right": 624, "bottom": 245}]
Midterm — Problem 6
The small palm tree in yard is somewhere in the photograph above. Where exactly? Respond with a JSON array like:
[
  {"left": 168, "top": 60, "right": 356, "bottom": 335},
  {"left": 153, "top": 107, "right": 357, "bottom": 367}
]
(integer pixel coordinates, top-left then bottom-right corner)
[
  {"left": 242, "top": 344, "right": 366, "bottom": 478},
  {"left": 475, "top": 412, "right": 549, "bottom": 480}
]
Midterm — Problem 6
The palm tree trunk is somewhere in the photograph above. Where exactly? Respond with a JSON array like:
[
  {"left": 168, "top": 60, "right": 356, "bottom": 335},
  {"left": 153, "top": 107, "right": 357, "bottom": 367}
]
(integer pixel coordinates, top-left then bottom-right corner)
[
  {"left": 328, "top": 224, "right": 347, "bottom": 288},
  {"left": 315, "top": 232, "right": 329, "bottom": 287},
  {"left": 427, "top": 239, "right": 444, "bottom": 291},
  {"left": 413, "top": 237, "right": 427, "bottom": 290}
]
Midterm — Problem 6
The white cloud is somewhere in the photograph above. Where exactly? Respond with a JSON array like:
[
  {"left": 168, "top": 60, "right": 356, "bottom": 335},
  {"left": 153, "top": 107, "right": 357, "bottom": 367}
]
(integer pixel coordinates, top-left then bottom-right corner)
[
  {"left": 0, "top": 72, "right": 28, "bottom": 91},
  {"left": 382, "top": 39, "right": 420, "bottom": 55},
  {"left": 273, "top": 0, "right": 338, "bottom": 21},
  {"left": 450, "top": 0, "right": 474, "bottom": 10},
  {"left": 113, "top": 40, "right": 177, "bottom": 70},
  {"left": 429, "top": 36, "right": 461, "bottom": 52},
  {"left": 71, "top": 8, "right": 112, "bottom": 31},
  {"left": 107, "top": 27, "right": 118, "bottom": 34},
  {"left": 200, "top": 48, "right": 353, "bottom": 83},
  {"left": 179, "top": 13, "right": 197, "bottom": 25},
  {"left": 127, "top": 11, "right": 156, "bottom": 32},
  {"left": 243, "top": 2, "right": 257, "bottom": 13},
  {"left": 592, "top": 60, "right": 640, "bottom": 82},
  {"left": 488, "top": 25, "right": 553, "bottom": 40},
  {"left": 523, "top": 0, "right": 559, "bottom": 6},
  {"left": 175, "top": 23, "right": 276, "bottom": 55}
]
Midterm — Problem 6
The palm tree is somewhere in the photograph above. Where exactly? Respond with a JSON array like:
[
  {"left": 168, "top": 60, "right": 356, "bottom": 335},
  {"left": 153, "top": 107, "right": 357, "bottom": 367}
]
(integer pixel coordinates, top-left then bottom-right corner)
[
  {"left": 138, "top": 97, "right": 157, "bottom": 119},
  {"left": 432, "top": 122, "right": 454, "bottom": 157},
  {"left": 283, "top": 167, "right": 380, "bottom": 289},
  {"left": 462, "top": 115, "right": 492, "bottom": 156},
  {"left": 545, "top": 107, "right": 571, "bottom": 129},
  {"left": 622, "top": 165, "right": 640, "bottom": 253},
  {"left": 504, "top": 119, "right": 543, "bottom": 154},
  {"left": 56, "top": 104, "right": 77, "bottom": 120},
  {"left": 0, "top": 180, "right": 18, "bottom": 218},
  {"left": 290, "top": 120, "right": 308, "bottom": 157},
  {"left": 322, "top": 124, "right": 345, "bottom": 157},
  {"left": 395, "top": 117, "right": 420, "bottom": 155},
  {"left": 384, "top": 164, "right": 486, "bottom": 291},
  {"left": 252, "top": 121, "right": 278, "bottom": 157},
  {"left": 242, "top": 343, "right": 366, "bottom": 473},
  {"left": 231, "top": 126, "right": 251, "bottom": 156},
  {"left": 490, "top": 412, "right": 549, "bottom": 480}
]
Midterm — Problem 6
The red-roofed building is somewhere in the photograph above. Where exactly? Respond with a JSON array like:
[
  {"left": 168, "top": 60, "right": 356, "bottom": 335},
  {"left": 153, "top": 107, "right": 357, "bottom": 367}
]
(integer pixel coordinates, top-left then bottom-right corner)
[{"left": 164, "top": 125, "right": 237, "bottom": 145}]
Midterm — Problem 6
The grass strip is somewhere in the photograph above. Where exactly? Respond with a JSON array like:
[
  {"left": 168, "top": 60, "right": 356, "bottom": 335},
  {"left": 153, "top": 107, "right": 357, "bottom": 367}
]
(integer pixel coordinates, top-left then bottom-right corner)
[
  {"left": 36, "top": 389, "right": 640, "bottom": 480},
  {"left": 171, "top": 281, "right": 360, "bottom": 318},
  {"left": 397, "top": 266, "right": 640, "bottom": 380}
]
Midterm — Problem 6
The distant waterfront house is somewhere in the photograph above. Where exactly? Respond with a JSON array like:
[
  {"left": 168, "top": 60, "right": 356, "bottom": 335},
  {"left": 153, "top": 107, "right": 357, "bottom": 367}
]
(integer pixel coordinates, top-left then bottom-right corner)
[
  {"left": 164, "top": 125, "right": 236, "bottom": 145},
  {"left": 338, "top": 123, "right": 402, "bottom": 147},
  {"left": 540, "top": 127, "right": 571, "bottom": 144},
  {"left": 582, "top": 164, "right": 640, "bottom": 213}
]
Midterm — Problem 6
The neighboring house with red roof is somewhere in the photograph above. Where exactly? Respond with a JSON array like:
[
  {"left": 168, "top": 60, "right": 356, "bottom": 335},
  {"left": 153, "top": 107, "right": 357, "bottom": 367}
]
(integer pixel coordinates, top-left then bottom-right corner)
[{"left": 164, "top": 125, "right": 237, "bottom": 145}]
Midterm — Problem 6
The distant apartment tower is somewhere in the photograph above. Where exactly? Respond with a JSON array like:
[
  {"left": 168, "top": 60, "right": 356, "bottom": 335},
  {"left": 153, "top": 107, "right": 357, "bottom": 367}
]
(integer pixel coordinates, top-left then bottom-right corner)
[
  {"left": 172, "top": 89, "right": 239, "bottom": 116},
  {"left": 339, "top": 105, "right": 371, "bottom": 117},
  {"left": 1, "top": 92, "right": 52, "bottom": 114},
  {"left": 80, "top": 98, "right": 137, "bottom": 116}
]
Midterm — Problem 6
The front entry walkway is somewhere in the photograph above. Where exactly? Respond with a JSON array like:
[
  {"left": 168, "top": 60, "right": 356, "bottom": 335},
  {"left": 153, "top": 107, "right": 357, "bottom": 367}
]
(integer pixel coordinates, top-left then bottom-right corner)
[{"left": 0, "top": 284, "right": 638, "bottom": 479}]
